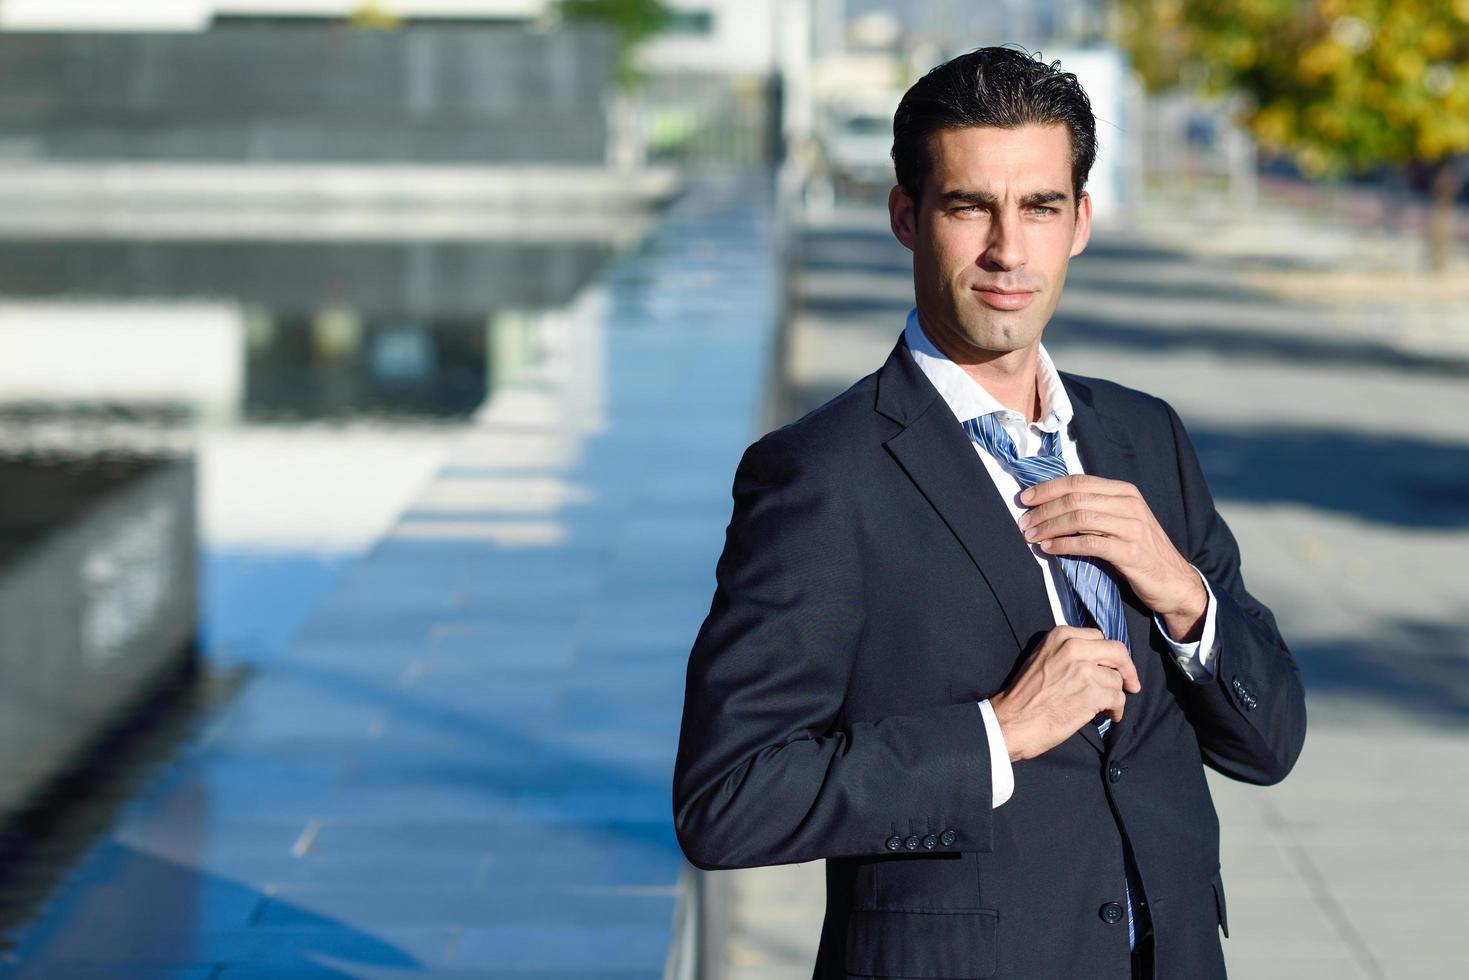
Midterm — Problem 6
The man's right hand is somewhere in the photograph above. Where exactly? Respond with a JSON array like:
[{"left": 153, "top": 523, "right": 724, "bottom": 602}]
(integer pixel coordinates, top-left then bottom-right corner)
[{"left": 988, "top": 626, "right": 1140, "bottom": 762}]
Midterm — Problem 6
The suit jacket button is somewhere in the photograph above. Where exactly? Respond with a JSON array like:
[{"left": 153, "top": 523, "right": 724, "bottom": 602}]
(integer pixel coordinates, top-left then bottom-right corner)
[
  {"left": 1108, "top": 762, "right": 1125, "bottom": 784},
  {"left": 903, "top": 835, "right": 920, "bottom": 851},
  {"left": 1099, "top": 902, "right": 1125, "bottom": 924},
  {"left": 922, "top": 834, "right": 938, "bottom": 849},
  {"left": 885, "top": 836, "right": 902, "bottom": 851},
  {"left": 940, "top": 829, "right": 957, "bottom": 847}
]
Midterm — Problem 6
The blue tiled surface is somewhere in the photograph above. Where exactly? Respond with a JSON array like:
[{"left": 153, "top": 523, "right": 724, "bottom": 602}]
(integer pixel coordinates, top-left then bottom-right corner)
[{"left": 0, "top": 174, "right": 779, "bottom": 976}]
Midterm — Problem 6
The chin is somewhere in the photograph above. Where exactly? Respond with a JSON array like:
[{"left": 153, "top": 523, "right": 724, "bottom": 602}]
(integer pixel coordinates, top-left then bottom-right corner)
[{"left": 960, "top": 318, "right": 1041, "bottom": 355}]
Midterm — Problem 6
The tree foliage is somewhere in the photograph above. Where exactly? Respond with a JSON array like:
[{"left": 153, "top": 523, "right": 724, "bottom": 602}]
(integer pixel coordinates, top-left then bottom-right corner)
[
  {"left": 1115, "top": 0, "right": 1469, "bottom": 268},
  {"left": 1116, "top": 0, "right": 1469, "bottom": 175},
  {"left": 554, "top": 0, "right": 673, "bottom": 88}
]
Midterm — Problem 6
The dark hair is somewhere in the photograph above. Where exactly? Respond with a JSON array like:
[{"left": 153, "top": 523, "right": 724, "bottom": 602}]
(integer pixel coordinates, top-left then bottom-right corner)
[{"left": 892, "top": 46, "right": 1097, "bottom": 206}]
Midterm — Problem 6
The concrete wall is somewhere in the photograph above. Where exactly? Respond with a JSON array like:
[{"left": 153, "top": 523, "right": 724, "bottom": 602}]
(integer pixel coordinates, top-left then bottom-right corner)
[
  {"left": 0, "top": 23, "right": 614, "bottom": 164},
  {"left": 0, "top": 454, "right": 197, "bottom": 821}
]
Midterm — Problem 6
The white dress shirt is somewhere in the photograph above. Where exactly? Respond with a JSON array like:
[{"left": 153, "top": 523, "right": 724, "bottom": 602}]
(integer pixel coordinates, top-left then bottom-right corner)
[{"left": 903, "top": 309, "right": 1218, "bottom": 808}]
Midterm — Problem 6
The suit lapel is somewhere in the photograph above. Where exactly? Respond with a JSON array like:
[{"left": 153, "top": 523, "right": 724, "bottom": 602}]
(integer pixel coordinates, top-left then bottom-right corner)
[
  {"left": 1063, "top": 375, "right": 1158, "bottom": 758},
  {"left": 875, "top": 341, "right": 1057, "bottom": 674}
]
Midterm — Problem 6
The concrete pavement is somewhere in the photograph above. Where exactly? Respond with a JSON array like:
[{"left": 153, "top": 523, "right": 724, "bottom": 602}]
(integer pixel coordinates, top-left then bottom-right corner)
[
  {"left": 721, "top": 199, "right": 1469, "bottom": 980},
  {"left": 0, "top": 173, "right": 782, "bottom": 979}
]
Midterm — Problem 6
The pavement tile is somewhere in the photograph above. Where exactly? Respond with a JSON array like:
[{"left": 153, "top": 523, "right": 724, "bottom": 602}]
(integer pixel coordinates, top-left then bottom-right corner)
[
  {"left": 448, "top": 923, "right": 673, "bottom": 969},
  {"left": 0, "top": 968, "right": 216, "bottom": 980},
  {"left": 0, "top": 175, "right": 778, "bottom": 976},
  {"left": 1219, "top": 953, "right": 1372, "bottom": 980},
  {"left": 255, "top": 888, "right": 675, "bottom": 928}
]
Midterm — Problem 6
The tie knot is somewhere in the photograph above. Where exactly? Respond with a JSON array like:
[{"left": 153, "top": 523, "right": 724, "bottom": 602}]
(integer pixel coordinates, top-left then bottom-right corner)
[{"left": 961, "top": 412, "right": 1068, "bottom": 489}]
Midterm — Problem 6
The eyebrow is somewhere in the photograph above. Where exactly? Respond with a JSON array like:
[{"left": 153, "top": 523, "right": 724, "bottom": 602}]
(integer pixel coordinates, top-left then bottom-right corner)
[{"left": 939, "top": 189, "right": 1070, "bottom": 208}]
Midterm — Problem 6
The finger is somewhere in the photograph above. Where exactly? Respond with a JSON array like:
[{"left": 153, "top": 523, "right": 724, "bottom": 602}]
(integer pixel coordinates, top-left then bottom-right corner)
[
  {"left": 1054, "top": 629, "right": 1105, "bottom": 658},
  {"left": 1020, "top": 475, "right": 1134, "bottom": 506},
  {"left": 1090, "top": 641, "right": 1142, "bottom": 694},
  {"left": 1038, "top": 533, "right": 1122, "bottom": 561},
  {"left": 1094, "top": 664, "right": 1124, "bottom": 689},
  {"left": 1105, "top": 689, "right": 1126, "bottom": 724},
  {"left": 1025, "top": 511, "right": 1138, "bottom": 545},
  {"left": 1116, "top": 654, "right": 1142, "bottom": 694},
  {"left": 1018, "top": 491, "right": 1135, "bottom": 530}
]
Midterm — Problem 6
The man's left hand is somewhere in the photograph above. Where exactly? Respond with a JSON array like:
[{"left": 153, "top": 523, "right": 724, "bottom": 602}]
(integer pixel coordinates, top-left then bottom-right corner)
[{"left": 1017, "top": 474, "right": 1206, "bottom": 642}]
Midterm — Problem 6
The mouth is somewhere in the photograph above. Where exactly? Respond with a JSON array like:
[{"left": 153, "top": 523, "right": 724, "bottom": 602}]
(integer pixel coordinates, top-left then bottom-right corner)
[{"left": 972, "top": 286, "right": 1038, "bottom": 311}]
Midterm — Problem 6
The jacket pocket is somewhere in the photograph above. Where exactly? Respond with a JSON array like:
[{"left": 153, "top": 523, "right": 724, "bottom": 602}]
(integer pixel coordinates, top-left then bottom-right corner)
[
  {"left": 1211, "top": 868, "right": 1229, "bottom": 938},
  {"left": 845, "top": 908, "right": 998, "bottom": 979}
]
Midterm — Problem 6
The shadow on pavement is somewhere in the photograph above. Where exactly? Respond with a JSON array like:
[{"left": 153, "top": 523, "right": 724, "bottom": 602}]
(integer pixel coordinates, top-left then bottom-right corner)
[
  {"left": 1188, "top": 424, "right": 1469, "bottom": 530},
  {"left": 1048, "top": 313, "right": 1469, "bottom": 379},
  {"left": 1292, "top": 618, "right": 1469, "bottom": 726}
]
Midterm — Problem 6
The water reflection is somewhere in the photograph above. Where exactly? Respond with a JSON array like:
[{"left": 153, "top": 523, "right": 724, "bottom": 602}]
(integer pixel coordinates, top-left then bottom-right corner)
[
  {"left": 0, "top": 205, "right": 635, "bottom": 955},
  {"left": 1, "top": 237, "right": 612, "bottom": 422},
  {"left": 245, "top": 312, "right": 490, "bottom": 421}
]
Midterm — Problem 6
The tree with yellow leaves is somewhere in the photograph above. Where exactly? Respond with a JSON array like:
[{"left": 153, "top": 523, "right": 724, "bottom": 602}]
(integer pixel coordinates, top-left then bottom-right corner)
[{"left": 1115, "top": 0, "right": 1469, "bottom": 271}]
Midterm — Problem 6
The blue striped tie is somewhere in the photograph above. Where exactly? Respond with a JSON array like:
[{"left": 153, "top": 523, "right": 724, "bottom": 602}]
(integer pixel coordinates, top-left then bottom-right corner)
[{"left": 962, "top": 411, "right": 1141, "bottom": 949}]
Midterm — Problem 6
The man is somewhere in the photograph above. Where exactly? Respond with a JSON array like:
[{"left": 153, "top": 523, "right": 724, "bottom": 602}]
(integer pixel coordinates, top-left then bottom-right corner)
[{"left": 673, "top": 47, "right": 1306, "bottom": 979}]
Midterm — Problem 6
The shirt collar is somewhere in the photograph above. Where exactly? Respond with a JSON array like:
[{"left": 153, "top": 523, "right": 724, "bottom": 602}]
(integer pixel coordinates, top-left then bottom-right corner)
[{"left": 903, "top": 307, "right": 1073, "bottom": 431}]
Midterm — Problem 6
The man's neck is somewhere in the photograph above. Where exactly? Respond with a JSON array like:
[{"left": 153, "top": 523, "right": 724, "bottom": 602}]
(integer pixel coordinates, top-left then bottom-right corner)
[{"left": 922, "top": 326, "right": 1045, "bottom": 422}]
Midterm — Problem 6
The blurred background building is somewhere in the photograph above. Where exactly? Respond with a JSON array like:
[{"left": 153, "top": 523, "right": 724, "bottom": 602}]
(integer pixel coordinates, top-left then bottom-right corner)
[{"left": 0, "top": 0, "right": 1463, "bottom": 977}]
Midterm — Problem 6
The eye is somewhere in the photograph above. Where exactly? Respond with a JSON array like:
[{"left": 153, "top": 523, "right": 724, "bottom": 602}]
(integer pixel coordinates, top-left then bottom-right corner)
[{"left": 1030, "top": 205, "right": 1059, "bottom": 216}]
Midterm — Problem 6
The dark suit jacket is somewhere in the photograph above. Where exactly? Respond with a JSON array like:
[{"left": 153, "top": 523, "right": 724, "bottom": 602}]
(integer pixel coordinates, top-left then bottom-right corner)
[{"left": 673, "top": 339, "right": 1307, "bottom": 979}]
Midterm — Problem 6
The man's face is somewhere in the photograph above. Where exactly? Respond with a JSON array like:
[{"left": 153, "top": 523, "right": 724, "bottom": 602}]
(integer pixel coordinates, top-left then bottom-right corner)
[{"left": 889, "top": 123, "right": 1091, "bottom": 360}]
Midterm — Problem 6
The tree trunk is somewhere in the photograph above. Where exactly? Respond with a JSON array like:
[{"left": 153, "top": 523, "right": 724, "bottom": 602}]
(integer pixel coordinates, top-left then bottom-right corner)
[{"left": 1426, "top": 157, "right": 1467, "bottom": 274}]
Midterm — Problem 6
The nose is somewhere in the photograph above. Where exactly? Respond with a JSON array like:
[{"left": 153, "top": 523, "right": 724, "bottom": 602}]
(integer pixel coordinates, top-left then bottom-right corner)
[{"left": 983, "top": 210, "right": 1026, "bottom": 271}]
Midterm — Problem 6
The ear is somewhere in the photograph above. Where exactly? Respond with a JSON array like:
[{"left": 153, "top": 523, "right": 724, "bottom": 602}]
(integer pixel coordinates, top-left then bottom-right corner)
[
  {"left": 888, "top": 184, "right": 918, "bottom": 252},
  {"left": 1069, "top": 190, "right": 1092, "bottom": 258}
]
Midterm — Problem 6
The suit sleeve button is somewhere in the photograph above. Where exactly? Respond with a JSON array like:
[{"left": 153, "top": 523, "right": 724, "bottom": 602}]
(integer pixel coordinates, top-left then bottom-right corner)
[
  {"left": 939, "top": 829, "right": 957, "bottom": 846},
  {"left": 903, "top": 835, "right": 920, "bottom": 851},
  {"left": 885, "top": 835, "right": 902, "bottom": 851},
  {"left": 922, "top": 834, "right": 938, "bottom": 849},
  {"left": 1099, "top": 902, "right": 1125, "bottom": 924}
]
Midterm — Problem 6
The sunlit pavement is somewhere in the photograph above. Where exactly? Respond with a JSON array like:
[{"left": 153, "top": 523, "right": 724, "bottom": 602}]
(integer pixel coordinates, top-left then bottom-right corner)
[
  {"left": 0, "top": 174, "right": 780, "bottom": 978},
  {"left": 726, "top": 200, "right": 1469, "bottom": 980}
]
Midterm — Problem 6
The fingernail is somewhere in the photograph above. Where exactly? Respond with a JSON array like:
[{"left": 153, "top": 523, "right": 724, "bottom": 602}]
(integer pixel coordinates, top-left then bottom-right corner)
[{"left": 1023, "top": 529, "right": 1037, "bottom": 541}]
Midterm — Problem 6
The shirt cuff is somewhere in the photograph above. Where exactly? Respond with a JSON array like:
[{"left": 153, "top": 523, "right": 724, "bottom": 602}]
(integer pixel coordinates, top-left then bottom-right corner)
[
  {"left": 977, "top": 699, "right": 1015, "bottom": 808},
  {"left": 1156, "top": 564, "right": 1218, "bottom": 682}
]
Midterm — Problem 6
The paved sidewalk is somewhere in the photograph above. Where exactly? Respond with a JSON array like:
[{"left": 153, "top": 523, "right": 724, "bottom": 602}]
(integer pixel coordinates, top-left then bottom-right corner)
[
  {"left": 0, "top": 174, "right": 782, "bottom": 978},
  {"left": 725, "top": 203, "right": 1469, "bottom": 980}
]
